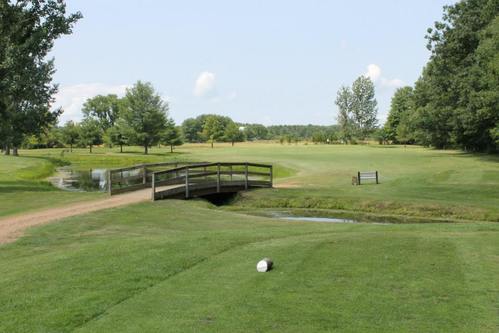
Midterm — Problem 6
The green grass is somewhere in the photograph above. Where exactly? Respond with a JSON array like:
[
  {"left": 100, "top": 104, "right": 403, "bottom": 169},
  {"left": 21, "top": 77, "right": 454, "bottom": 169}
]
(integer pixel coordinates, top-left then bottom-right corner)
[
  {"left": 0, "top": 201, "right": 497, "bottom": 332},
  {"left": 0, "top": 154, "right": 101, "bottom": 217},
  {"left": 2, "top": 143, "right": 499, "bottom": 221},
  {"left": 1, "top": 143, "right": 499, "bottom": 331}
]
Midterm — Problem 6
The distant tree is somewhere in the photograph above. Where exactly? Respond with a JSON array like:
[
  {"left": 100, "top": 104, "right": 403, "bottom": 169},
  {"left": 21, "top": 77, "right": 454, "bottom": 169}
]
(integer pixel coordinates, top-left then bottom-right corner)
[
  {"left": 122, "top": 81, "right": 168, "bottom": 154},
  {"left": 385, "top": 87, "right": 414, "bottom": 143},
  {"left": 242, "top": 124, "right": 268, "bottom": 141},
  {"left": 79, "top": 118, "right": 102, "bottom": 153},
  {"left": 82, "top": 94, "right": 125, "bottom": 131},
  {"left": 335, "top": 86, "right": 354, "bottom": 143},
  {"left": 181, "top": 118, "right": 204, "bottom": 143},
  {"left": 105, "top": 119, "right": 131, "bottom": 153},
  {"left": 224, "top": 122, "right": 245, "bottom": 146},
  {"left": 61, "top": 121, "right": 80, "bottom": 152},
  {"left": 351, "top": 76, "right": 378, "bottom": 139},
  {"left": 161, "top": 120, "right": 184, "bottom": 152},
  {"left": 202, "top": 115, "right": 226, "bottom": 148}
]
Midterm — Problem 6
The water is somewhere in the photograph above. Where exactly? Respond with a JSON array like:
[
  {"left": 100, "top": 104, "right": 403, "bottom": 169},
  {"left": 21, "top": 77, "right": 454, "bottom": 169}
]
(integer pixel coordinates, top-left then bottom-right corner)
[
  {"left": 270, "top": 212, "right": 388, "bottom": 224},
  {"left": 278, "top": 216, "right": 357, "bottom": 224},
  {"left": 50, "top": 167, "right": 108, "bottom": 192}
]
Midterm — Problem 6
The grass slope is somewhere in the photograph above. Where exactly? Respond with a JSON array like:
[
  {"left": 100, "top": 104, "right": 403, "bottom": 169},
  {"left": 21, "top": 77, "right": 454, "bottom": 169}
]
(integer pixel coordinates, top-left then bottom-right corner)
[
  {"left": 0, "top": 155, "right": 100, "bottom": 217},
  {"left": 0, "top": 201, "right": 497, "bottom": 332}
]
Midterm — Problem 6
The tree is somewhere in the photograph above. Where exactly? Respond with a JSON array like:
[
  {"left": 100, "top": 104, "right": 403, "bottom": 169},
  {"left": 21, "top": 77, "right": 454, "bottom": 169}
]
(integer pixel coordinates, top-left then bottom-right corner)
[
  {"left": 350, "top": 76, "right": 378, "bottom": 139},
  {"left": 224, "top": 122, "right": 245, "bottom": 146},
  {"left": 105, "top": 119, "right": 131, "bottom": 153},
  {"left": 181, "top": 118, "right": 204, "bottom": 143},
  {"left": 202, "top": 115, "right": 226, "bottom": 148},
  {"left": 122, "top": 81, "right": 168, "bottom": 154},
  {"left": 161, "top": 120, "right": 184, "bottom": 153},
  {"left": 61, "top": 121, "right": 80, "bottom": 152},
  {"left": 385, "top": 87, "right": 414, "bottom": 143},
  {"left": 79, "top": 118, "right": 102, "bottom": 153},
  {"left": 335, "top": 76, "right": 378, "bottom": 142},
  {"left": 335, "top": 86, "right": 354, "bottom": 143},
  {"left": 82, "top": 94, "right": 124, "bottom": 131},
  {"left": 411, "top": 0, "right": 499, "bottom": 151},
  {"left": 0, "top": 1, "right": 81, "bottom": 155}
]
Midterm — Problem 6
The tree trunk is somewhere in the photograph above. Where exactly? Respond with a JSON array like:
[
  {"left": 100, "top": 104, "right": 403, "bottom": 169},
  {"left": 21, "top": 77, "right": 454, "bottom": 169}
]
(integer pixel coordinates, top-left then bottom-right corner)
[
  {"left": 211, "top": 141, "right": 214, "bottom": 148},
  {"left": 120, "top": 144, "right": 123, "bottom": 153},
  {"left": 70, "top": 144, "right": 73, "bottom": 152},
  {"left": 144, "top": 144, "right": 148, "bottom": 155},
  {"left": 232, "top": 141, "right": 234, "bottom": 147},
  {"left": 170, "top": 144, "right": 173, "bottom": 153},
  {"left": 12, "top": 147, "right": 18, "bottom": 156},
  {"left": 3, "top": 144, "right": 10, "bottom": 155},
  {"left": 89, "top": 145, "right": 93, "bottom": 153}
]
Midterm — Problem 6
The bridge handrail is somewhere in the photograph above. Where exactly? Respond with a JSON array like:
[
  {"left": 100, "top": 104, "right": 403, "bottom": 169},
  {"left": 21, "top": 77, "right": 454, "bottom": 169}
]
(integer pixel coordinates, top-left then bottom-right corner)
[{"left": 151, "top": 162, "right": 273, "bottom": 200}]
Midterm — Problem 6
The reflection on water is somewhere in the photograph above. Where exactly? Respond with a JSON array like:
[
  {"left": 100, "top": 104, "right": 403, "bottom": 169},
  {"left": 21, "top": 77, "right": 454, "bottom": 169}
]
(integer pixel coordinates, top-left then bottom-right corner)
[
  {"left": 50, "top": 167, "right": 108, "bottom": 192},
  {"left": 278, "top": 215, "right": 357, "bottom": 224}
]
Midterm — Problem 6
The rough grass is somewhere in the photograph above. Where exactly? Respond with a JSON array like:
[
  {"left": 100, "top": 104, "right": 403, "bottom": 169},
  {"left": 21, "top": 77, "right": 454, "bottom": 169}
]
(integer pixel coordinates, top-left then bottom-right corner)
[{"left": 0, "top": 201, "right": 497, "bottom": 332}]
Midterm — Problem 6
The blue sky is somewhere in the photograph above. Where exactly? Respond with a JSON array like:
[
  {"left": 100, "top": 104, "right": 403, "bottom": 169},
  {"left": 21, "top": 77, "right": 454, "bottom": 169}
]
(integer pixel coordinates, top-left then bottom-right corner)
[{"left": 52, "top": 0, "right": 453, "bottom": 125}]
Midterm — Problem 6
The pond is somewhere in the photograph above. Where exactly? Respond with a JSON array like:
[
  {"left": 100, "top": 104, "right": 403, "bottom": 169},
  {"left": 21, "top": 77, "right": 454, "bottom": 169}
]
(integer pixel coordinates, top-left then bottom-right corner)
[
  {"left": 49, "top": 167, "right": 108, "bottom": 192},
  {"left": 267, "top": 211, "right": 389, "bottom": 225}
]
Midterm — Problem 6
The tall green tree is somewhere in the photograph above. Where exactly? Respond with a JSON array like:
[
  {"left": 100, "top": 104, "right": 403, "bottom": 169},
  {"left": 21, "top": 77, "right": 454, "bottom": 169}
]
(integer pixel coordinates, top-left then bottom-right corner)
[
  {"left": 105, "top": 119, "right": 132, "bottom": 153},
  {"left": 385, "top": 87, "right": 415, "bottom": 143},
  {"left": 224, "top": 122, "right": 245, "bottom": 146},
  {"left": 61, "top": 121, "right": 80, "bottom": 152},
  {"left": 351, "top": 76, "right": 378, "bottom": 139},
  {"left": 122, "top": 81, "right": 168, "bottom": 154},
  {"left": 412, "top": 0, "right": 499, "bottom": 151},
  {"left": 79, "top": 118, "right": 102, "bottom": 153},
  {"left": 335, "top": 86, "right": 354, "bottom": 143},
  {"left": 0, "top": 1, "right": 81, "bottom": 155},
  {"left": 161, "top": 120, "right": 183, "bottom": 153},
  {"left": 82, "top": 94, "right": 124, "bottom": 131},
  {"left": 202, "top": 115, "right": 226, "bottom": 148}
]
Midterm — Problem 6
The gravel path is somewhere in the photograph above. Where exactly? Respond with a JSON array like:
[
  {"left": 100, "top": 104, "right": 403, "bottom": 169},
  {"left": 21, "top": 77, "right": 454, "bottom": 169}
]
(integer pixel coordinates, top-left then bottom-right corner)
[{"left": 0, "top": 189, "right": 151, "bottom": 244}]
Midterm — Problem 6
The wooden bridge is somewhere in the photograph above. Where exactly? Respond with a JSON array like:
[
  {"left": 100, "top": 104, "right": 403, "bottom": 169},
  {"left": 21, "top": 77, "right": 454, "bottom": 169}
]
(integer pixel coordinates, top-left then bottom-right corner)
[{"left": 107, "top": 162, "right": 273, "bottom": 200}]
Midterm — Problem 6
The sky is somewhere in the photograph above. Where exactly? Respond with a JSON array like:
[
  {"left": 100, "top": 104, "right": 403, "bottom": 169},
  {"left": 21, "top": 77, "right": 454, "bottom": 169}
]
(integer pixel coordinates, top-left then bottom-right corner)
[{"left": 51, "top": 0, "right": 454, "bottom": 126}]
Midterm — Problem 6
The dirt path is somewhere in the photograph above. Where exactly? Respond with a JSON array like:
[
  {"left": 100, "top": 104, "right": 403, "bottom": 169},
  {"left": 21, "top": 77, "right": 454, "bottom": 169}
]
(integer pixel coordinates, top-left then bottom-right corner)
[{"left": 0, "top": 189, "right": 151, "bottom": 245}]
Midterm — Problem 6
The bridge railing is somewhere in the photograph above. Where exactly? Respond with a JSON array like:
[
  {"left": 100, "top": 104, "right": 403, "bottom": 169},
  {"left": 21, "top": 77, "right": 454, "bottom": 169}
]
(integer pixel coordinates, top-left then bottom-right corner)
[
  {"left": 107, "top": 161, "right": 208, "bottom": 195},
  {"left": 151, "top": 162, "right": 273, "bottom": 200}
]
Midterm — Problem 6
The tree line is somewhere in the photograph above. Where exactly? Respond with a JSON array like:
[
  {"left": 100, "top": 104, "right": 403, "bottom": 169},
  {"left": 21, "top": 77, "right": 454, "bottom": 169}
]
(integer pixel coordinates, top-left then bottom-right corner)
[
  {"left": 383, "top": 0, "right": 499, "bottom": 152},
  {"left": 56, "top": 81, "right": 182, "bottom": 154}
]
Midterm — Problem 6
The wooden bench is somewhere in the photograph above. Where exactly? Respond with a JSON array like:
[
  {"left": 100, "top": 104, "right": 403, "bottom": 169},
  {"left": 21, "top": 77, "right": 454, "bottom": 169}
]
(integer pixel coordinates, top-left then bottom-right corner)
[{"left": 357, "top": 171, "right": 379, "bottom": 185}]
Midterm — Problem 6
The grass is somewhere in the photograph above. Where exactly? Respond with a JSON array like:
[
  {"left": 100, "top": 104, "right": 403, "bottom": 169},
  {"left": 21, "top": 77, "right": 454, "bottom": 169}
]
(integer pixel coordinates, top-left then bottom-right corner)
[
  {"left": 0, "top": 200, "right": 497, "bottom": 332},
  {"left": 0, "top": 154, "right": 100, "bottom": 217},
  {"left": 2, "top": 143, "right": 499, "bottom": 221},
  {"left": 1, "top": 143, "right": 499, "bottom": 331}
]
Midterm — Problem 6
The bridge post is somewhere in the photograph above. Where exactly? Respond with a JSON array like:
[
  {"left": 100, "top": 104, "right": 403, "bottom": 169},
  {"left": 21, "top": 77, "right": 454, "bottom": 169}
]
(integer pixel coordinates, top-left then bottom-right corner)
[
  {"left": 229, "top": 165, "right": 233, "bottom": 181},
  {"left": 185, "top": 167, "right": 190, "bottom": 199},
  {"left": 269, "top": 165, "right": 273, "bottom": 188},
  {"left": 107, "top": 170, "right": 112, "bottom": 195},
  {"left": 217, "top": 163, "right": 221, "bottom": 192},
  {"left": 151, "top": 172, "right": 156, "bottom": 201},
  {"left": 142, "top": 166, "right": 147, "bottom": 185},
  {"left": 245, "top": 163, "right": 249, "bottom": 190}
]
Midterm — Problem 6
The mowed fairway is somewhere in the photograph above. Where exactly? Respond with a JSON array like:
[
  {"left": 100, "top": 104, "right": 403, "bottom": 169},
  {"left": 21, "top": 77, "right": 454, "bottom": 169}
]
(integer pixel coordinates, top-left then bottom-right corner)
[
  {"left": 0, "top": 201, "right": 498, "bottom": 332},
  {"left": 0, "top": 143, "right": 498, "bottom": 332}
]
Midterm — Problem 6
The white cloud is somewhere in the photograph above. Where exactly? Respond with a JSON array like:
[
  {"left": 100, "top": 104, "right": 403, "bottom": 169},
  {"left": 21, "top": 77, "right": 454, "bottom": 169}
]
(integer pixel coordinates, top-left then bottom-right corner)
[
  {"left": 193, "top": 71, "right": 217, "bottom": 98},
  {"left": 364, "top": 64, "right": 404, "bottom": 89},
  {"left": 365, "top": 64, "right": 382, "bottom": 82},
  {"left": 53, "top": 83, "right": 129, "bottom": 124}
]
